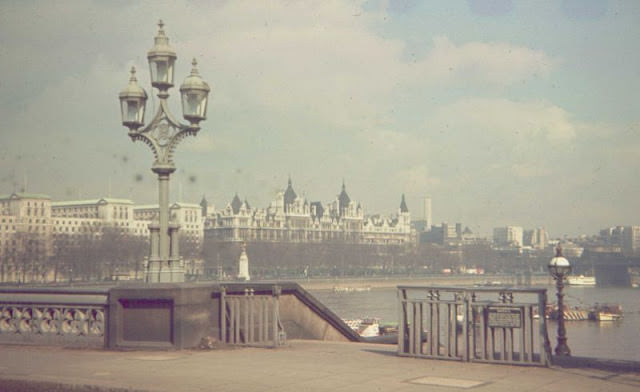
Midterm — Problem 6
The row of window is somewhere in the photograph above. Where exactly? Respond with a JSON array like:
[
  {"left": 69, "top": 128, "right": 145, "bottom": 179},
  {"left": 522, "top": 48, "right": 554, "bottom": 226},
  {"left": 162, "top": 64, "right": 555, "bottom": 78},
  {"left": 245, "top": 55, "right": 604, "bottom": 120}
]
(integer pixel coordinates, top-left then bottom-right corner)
[{"left": 25, "top": 208, "right": 47, "bottom": 217}]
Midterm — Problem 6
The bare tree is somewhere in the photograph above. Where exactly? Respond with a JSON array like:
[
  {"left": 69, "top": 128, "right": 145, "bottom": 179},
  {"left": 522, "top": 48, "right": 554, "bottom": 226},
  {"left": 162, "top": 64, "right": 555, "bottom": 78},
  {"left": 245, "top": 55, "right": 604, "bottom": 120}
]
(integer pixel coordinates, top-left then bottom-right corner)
[
  {"left": 12, "top": 231, "right": 48, "bottom": 283},
  {"left": 51, "top": 227, "right": 148, "bottom": 282}
]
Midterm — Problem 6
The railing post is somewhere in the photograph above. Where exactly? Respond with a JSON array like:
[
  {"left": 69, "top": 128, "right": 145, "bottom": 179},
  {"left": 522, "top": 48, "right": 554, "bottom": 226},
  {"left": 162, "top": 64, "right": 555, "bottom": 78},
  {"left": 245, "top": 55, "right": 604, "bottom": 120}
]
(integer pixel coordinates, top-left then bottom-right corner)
[
  {"left": 220, "top": 286, "right": 226, "bottom": 343},
  {"left": 539, "top": 290, "right": 551, "bottom": 366},
  {"left": 397, "top": 288, "right": 407, "bottom": 354},
  {"left": 249, "top": 288, "right": 255, "bottom": 344},
  {"left": 272, "top": 285, "right": 281, "bottom": 347},
  {"left": 463, "top": 292, "right": 469, "bottom": 361},
  {"left": 244, "top": 289, "right": 249, "bottom": 345},
  {"left": 263, "top": 296, "right": 269, "bottom": 344}
]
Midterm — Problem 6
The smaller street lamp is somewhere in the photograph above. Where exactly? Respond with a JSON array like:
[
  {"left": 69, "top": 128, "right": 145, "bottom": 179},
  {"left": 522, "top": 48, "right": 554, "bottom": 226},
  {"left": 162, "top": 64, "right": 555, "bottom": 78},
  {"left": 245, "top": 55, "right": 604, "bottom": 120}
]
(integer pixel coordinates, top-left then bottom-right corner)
[
  {"left": 180, "top": 59, "right": 210, "bottom": 124},
  {"left": 548, "top": 245, "right": 571, "bottom": 356},
  {"left": 119, "top": 67, "right": 148, "bottom": 129},
  {"left": 147, "top": 20, "right": 176, "bottom": 93}
]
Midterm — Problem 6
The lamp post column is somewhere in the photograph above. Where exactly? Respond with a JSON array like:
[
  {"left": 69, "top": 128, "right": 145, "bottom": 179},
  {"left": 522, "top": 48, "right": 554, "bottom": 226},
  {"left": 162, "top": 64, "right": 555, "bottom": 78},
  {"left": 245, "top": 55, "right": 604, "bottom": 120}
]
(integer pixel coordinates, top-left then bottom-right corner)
[
  {"left": 154, "top": 167, "right": 174, "bottom": 263},
  {"left": 554, "top": 275, "right": 571, "bottom": 356}
]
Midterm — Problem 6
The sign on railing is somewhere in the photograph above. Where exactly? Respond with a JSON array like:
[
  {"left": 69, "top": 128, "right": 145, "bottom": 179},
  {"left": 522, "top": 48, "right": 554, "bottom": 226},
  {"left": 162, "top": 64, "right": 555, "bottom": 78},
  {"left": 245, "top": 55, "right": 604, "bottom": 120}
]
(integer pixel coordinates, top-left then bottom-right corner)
[
  {"left": 398, "top": 286, "right": 551, "bottom": 366},
  {"left": 220, "top": 285, "right": 285, "bottom": 347},
  {"left": 487, "top": 307, "right": 521, "bottom": 328}
]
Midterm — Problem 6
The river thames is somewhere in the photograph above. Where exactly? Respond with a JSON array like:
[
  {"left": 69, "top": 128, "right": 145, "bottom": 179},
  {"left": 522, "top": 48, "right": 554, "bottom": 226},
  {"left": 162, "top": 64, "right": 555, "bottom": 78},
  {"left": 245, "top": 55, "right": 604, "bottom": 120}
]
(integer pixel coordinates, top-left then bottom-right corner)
[{"left": 309, "top": 284, "right": 640, "bottom": 361}]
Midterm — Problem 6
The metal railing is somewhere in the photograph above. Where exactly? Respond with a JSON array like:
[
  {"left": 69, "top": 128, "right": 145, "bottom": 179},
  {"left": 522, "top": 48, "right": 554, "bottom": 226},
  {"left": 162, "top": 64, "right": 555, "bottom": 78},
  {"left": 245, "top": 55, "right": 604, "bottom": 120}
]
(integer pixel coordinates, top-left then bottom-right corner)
[
  {"left": 398, "top": 286, "right": 551, "bottom": 366},
  {"left": 220, "top": 285, "right": 286, "bottom": 347}
]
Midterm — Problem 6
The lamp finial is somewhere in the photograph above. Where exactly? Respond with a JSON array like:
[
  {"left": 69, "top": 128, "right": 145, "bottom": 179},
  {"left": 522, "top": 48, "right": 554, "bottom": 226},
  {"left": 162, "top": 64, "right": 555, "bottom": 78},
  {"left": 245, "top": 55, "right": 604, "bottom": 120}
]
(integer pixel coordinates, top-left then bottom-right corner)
[
  {"left": 129, "top": 66, "right": 137, "bottom": 82},
  {"left": 190, "top": 58, "right": 200, "bottom": 75}
]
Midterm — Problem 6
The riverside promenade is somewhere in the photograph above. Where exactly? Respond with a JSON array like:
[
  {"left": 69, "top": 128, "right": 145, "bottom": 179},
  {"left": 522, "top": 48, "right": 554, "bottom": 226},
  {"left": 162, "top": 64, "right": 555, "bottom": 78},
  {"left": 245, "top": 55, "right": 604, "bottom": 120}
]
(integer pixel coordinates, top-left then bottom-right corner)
[
  {"left": 295, "top": 274, "right": 553, "bottom": 290},
  {"left": 1, "top": 340, "right": 639, "bottom": 392}
]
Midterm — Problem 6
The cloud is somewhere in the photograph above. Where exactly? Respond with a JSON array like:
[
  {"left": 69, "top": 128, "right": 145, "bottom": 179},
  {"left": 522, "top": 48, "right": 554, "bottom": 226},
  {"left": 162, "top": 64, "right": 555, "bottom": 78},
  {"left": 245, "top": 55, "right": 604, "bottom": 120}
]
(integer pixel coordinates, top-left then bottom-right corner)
[
  {"left": 468, "top": 0, "right": 514, "bottom": 16},
  {"left": 171, "top": 2, "right": 556, "bottom": 139},
  {"left": 510, "top": 163, "right": 552, "bottom": 178},
  {"left": 357, "top": 129, "right": 428, "bottom": 160},
  {"left": 432, "top": 98, "right": 577, "bottom": 142},
  {"left": 420, "top": 36, "right": 555, "bottom": 86},
  {"left": 396, "top": 165, "right": 441, "bottom": 194},
  {"left": 189, "top": 1, "right": 406, "bottom": 133}
]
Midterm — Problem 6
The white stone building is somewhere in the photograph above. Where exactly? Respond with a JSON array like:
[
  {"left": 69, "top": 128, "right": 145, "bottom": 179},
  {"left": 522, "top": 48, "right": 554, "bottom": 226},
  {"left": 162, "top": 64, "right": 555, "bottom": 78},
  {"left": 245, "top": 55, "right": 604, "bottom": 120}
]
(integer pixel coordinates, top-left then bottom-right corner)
[
  {"left": 493, "top": 226, "right": 524, "bottom": 248},
  {"left": 204, "top": 179, "right": 413, "bottom": 246},
  {"left": 0, "top": 193, "right": 206, "bottom": 282},
  {"left": 0, "top": 193, "right": 53, "bottom": 282}
]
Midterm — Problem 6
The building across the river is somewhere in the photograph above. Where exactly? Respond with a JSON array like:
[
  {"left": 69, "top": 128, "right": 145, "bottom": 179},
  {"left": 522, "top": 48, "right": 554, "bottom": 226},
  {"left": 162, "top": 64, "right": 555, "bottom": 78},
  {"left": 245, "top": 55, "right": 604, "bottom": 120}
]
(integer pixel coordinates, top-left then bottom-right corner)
[
  {"left": 0, "top": 193, "right": 204, "bottom": 282},
  {"left": 201, "top": 179, "right": 414, "bottom": 279},
  {"left": 0, "top": 180, "right": 414, "bottom": 282},
  {"left": 203, "top": 179, "right": 412, "bottom": 246}
]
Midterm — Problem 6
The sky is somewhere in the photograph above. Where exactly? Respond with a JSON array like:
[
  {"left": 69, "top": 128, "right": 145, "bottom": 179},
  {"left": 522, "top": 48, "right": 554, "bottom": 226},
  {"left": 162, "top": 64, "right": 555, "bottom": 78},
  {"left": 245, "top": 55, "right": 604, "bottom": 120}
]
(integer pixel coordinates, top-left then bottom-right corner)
[{"left": 1, "top": 0, "right": 639, "bottom": 238}]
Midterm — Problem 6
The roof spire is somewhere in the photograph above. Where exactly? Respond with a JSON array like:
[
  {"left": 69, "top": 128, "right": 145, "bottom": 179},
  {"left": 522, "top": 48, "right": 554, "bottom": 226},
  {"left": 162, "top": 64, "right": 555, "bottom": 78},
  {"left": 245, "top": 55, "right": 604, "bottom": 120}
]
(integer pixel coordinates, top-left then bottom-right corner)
[
  {"left": 338, "top": 180, "right": 351, "bottom": 216},
  {"left": 400, "top": 194, "right": 409, "bottom": 213},
  {"left": 284, "top": 175, "right": 297, "bottom": 208}
]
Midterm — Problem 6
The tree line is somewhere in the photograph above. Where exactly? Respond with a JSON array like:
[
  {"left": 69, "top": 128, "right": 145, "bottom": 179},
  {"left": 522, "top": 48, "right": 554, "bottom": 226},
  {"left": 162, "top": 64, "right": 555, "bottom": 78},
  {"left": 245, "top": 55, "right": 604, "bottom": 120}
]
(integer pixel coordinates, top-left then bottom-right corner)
[
  {"left": 2, "top": 233, "right": 553, "bottom": 284},
  {"left": 1, "top": 227, "right": 148, "bottom": 283},
  {"left": 202, "top": 240, "right": 553, "bottom": 280}
]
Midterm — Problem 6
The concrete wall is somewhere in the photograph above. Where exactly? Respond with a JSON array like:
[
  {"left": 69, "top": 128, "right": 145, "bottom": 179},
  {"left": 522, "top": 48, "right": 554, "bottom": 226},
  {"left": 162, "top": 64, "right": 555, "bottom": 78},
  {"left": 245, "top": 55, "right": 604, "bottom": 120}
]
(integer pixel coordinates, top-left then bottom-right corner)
[
  {"left": 0, "top": 282, "right": 359, "bottom": 350},
  {"left": 107, "top": 284, "right": 218, "bottom": 349}
]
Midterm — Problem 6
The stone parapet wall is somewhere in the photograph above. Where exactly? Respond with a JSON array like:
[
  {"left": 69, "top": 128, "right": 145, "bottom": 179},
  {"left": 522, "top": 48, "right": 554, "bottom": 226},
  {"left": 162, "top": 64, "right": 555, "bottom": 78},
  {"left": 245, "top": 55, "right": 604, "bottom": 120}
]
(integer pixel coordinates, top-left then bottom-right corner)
[{"left": 0, "top": 282, "right": 360, "bottom": 349}]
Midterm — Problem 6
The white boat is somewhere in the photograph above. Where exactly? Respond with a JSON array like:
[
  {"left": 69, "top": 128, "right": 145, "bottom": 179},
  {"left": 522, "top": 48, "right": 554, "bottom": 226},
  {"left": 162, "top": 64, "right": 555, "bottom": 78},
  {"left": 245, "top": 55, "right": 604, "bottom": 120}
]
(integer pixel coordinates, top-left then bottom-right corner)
[
  {"left": 589, "top": 304, "right": 623, "bottom": 321},
  {"left": 567, "top": 275, "right": 596, "bottom": 286},
  {"left": 333, "top": 286, "right": 371, "bottom": 293},
  {"left": 343, "top": 318, "right": 380, "bottom": 337},
  {"left": 594, "top": 312, "right": 622, "bottom": 321}
]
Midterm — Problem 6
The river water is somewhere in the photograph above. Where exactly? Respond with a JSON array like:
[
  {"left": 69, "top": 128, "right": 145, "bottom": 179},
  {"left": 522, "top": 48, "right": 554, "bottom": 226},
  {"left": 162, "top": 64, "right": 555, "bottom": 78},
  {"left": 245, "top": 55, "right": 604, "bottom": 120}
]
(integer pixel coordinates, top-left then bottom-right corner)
[{"left": 309, "top": 285, "right": 640, "bottom": 361}]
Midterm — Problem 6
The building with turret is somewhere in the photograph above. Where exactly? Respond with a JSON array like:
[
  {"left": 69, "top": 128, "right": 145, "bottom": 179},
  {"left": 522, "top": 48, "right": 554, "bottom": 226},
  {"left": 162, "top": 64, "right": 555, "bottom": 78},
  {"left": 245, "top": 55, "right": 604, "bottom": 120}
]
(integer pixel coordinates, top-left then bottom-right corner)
[
  {"left": 202, "top": 179, "right": 413, "bottom": 278},
  {"left": 204, "top": 179, "right": 412, "bottom": 246}
]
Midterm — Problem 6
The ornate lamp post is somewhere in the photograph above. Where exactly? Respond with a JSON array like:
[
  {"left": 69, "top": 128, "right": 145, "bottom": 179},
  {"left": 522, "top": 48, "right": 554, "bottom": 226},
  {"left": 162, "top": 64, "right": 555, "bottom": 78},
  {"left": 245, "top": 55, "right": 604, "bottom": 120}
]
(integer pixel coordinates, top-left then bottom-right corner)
[
  {"left": 119, "top": 20, "right": 210, "bottom": 283},
  {"left": 548, "top": 245, "right": 571, "bottom": 356}
]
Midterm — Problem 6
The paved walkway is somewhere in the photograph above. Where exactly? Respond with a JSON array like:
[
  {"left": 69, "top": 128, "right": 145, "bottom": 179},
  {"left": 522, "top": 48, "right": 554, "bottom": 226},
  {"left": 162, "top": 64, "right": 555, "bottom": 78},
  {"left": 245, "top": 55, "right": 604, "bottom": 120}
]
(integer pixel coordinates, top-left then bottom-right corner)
[{"left": 1, "top": 341, "right": 639, "bottom": 392}]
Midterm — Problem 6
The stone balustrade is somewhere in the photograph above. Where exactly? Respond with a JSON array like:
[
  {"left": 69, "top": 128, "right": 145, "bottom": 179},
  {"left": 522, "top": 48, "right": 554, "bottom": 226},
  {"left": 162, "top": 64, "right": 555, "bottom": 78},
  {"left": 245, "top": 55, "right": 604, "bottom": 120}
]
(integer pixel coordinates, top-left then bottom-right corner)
[
  {"left": 0, "top": 305, "right": 105, "bottom": 336},
  {"left": 0, "top": 287, "right": 109, "bottom": 347}
]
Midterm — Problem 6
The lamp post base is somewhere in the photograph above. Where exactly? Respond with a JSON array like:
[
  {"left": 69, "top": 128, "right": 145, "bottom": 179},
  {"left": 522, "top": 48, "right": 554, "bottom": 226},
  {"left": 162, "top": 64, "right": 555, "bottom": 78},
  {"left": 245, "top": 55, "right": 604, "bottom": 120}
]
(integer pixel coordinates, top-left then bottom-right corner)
[
  {"left": 145, "top": 260, "right": 185, "bottom": 283},
  {"left": 555, "top": 338, "right": 571, "bottom": 356},
  {"left": 555, "top": 346, "right": 571, "bottom": 356}
]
